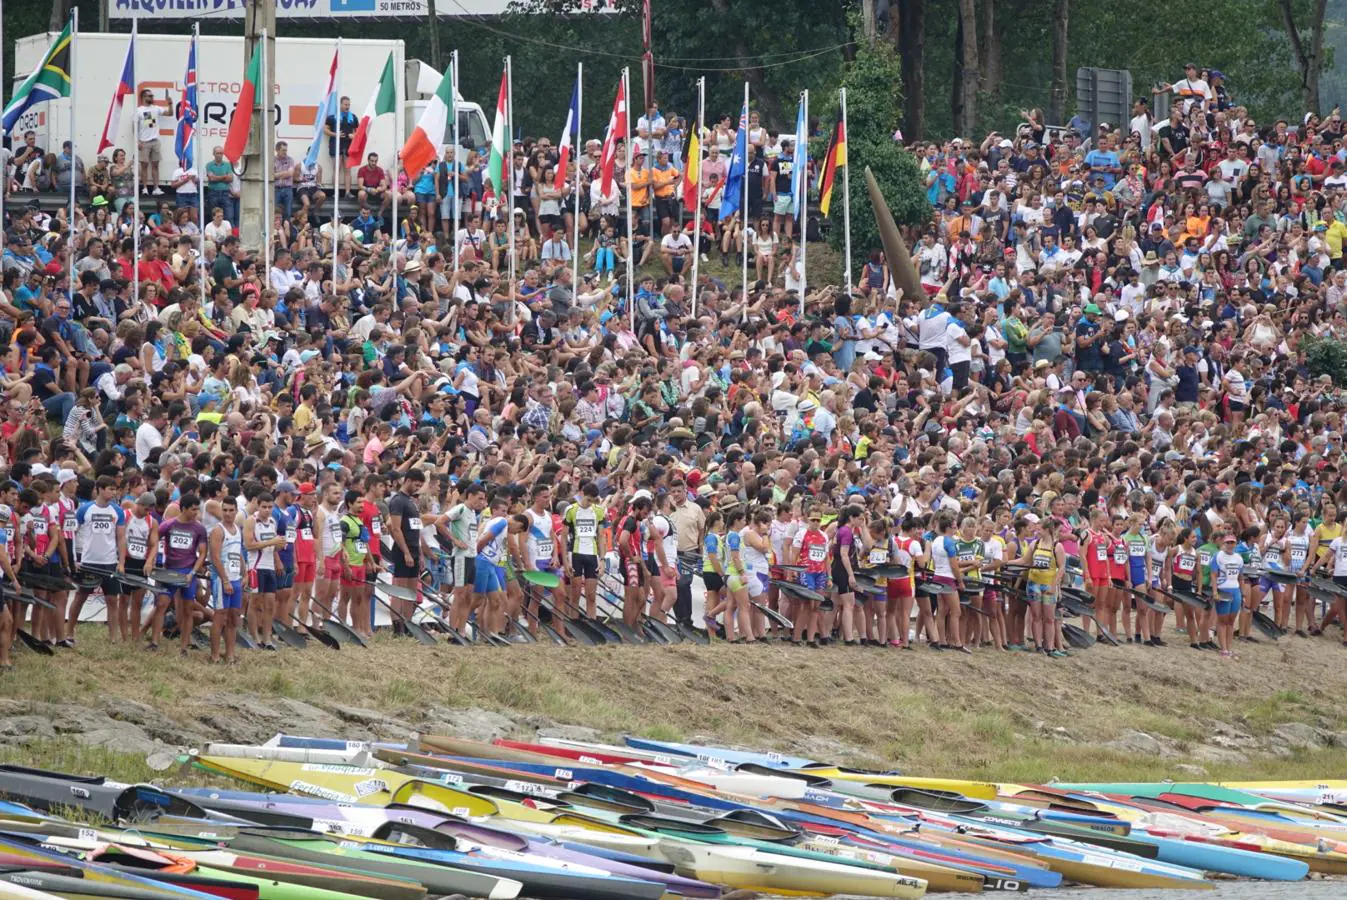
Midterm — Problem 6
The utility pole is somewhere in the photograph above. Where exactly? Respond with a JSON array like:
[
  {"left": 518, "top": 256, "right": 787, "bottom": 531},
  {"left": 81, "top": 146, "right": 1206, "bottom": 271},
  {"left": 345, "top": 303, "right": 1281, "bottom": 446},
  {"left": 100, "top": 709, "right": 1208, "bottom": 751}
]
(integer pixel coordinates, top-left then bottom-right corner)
[
  {"left": 241, "top": 0, "right": 275, "bottom": 254},
  {"left": 426, "top": 0, "right": 442, "bottom": 70},
  {"left": 99, "top": 0, "right": 109, "bottom": 33}
]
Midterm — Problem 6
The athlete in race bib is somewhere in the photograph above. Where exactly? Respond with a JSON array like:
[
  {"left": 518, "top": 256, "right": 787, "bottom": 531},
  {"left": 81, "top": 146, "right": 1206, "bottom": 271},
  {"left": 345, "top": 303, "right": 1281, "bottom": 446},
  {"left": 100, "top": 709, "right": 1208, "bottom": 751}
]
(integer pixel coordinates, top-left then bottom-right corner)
[
  {"left": 155, "top": 493, "right": 209, "bottom": 654},
  {"left": 68, "top": 476, "right": 127, "bottom": 645},
  {"left": 208, "top": 496, "right": 246, "bottom": 664},
  {"left": 443, "top": 482, "right": 486, "bottom": 635},
  {"left": 385, "top": 470, "right": 426, "bottom": 635},
  {"left": 244, "top": 491, "right": 286, "bottom": 650},
  {"left": 293, "top": 483, "right": 318, "bottom": 627},
  {"left": 339, "top": 489, "right": 374, "bottom": 639},
  {"left": 562, "top": 483, "right": 606, "bottom": 623}
]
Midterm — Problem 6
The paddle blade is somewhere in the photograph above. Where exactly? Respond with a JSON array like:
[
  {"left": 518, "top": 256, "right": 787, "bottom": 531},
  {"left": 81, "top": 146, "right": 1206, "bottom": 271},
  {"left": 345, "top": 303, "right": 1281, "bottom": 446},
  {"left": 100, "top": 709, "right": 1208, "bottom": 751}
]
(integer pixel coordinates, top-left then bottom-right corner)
[
  {"left": 1251, "top": 610, "right": 1280, "bottom": 641},
  {"left": 323, "top": 619, "right": 368, "bottom": 648},
  {"left": 406, "top": 620, "right": 439, "bottom": 646},
  {"left": 15, "top": 629, "right": 53, "bottom": 655},
  {"left": 272, "top": 622, "right": 309, "bottom": 650}
]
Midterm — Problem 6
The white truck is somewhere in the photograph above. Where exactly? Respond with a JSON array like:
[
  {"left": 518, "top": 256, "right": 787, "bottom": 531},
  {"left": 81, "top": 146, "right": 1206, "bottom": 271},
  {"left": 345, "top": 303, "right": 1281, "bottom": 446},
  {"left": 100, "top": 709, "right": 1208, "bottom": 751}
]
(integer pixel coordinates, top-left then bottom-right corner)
[{"left": 10, "top": 32, "right": 488, "bottom": 176}]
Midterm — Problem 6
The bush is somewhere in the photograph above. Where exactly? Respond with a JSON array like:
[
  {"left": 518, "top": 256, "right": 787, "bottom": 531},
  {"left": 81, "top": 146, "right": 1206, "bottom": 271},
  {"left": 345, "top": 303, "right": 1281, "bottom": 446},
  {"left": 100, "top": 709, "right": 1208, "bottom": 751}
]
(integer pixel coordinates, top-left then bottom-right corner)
[
  {"left": 817, "top": 43, "right": 928, "bottom": 278},
  {"left": 1301, "top": 336, "right": 1347, "bottom": 386}
]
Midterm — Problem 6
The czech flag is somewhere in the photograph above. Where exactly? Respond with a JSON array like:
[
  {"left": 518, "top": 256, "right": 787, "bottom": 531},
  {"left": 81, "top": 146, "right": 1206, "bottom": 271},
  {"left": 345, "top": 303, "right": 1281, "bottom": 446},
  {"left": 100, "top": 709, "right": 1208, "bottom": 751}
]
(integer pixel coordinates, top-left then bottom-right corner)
[{"left": 98, "top": 35, "right": 135, "bottom": 155}]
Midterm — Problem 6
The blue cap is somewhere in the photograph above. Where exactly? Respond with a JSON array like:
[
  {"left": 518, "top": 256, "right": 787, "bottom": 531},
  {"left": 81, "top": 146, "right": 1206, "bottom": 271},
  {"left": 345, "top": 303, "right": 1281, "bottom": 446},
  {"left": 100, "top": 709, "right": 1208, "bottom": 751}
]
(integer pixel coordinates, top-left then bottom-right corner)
[
  {"left": 586, "top": 428, "right": 603, "bottom": 442},
  {"left": 600, "top": 311, "right": 614, "bottom": 324}
]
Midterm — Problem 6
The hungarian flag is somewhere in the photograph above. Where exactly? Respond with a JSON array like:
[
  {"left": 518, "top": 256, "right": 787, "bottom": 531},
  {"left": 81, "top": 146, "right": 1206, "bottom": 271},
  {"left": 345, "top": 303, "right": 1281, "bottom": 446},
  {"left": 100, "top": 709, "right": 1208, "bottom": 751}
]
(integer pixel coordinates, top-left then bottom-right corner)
[
  {"left": 401, "top": 62, "right": 454, "bottom": 178},
  {"left": 347, "top": 52, "right": 396, "bottom": 168},
  {"left": 98, "top": 34, "right": 135, "bottom": 155},
  {"left": 817, "top": 113, "right": 846, "bottom": 218},
  {"left": 681, "top": 118, "right": 700, "bottom": 210},
  {"left": 554, "top": 79, "right": 579, "bottom": 190},
  {"left": 485, "top": 69, "right": 509, "bottom": 193},
  {"left": 3, "top": 22, "right": 72, "bottom": 136},
  {"left": 223, "top": 42, "right": 262, "bottom": 164},
  {"left": 598, "top": 78, "right": 627, "bottom": 195}
]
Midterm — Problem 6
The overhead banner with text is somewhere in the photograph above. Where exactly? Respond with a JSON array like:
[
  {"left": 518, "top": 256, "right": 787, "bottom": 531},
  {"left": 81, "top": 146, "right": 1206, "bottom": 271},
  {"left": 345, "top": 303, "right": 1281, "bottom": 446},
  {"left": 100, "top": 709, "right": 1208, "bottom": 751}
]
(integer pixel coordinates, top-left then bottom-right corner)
[{"left": 109, "top": 0, "right": 517, "bottom": 20}]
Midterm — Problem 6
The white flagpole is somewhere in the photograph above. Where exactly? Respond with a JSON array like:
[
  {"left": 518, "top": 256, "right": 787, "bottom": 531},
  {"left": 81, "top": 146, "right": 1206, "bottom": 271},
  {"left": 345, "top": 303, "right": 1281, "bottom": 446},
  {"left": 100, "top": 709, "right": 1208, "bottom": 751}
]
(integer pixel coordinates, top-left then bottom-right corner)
[
  {"left": 690, "top": 76, "right": 704, "bottom": 319},
  {"left": 331, "top": 38, "right": 341, "bottom": 291},
  {"left": 572, "top": 60, "right": 582, "bottom": 268},
  {"left": 194, "top": 25, "right": 204, "bottom": 309},
  {"left": 841, "top": 85, "right": 852, "bottom": 298},
  {"left": 391, "top": 56, "right": 400, "bottom": 249},
  {"left": 623, "top": 67, "right": 635, "bottom": 329},
  {"left": 506, "top": 55, "right": 515, "bottom": 324},
  {"left": 451, "top": 49, "right": 461, "bottom": 274},
  {"left": 799, "top": 89, "right": 808, "bottom": 314},
  {"left": 67, "top": 7, "right": 79, "bottom": 300},
  {"left": 739, "top": 81, "right": 748, "bottom": 325},
  {"left": 261, "top": 28, "right": 272, "bottom": 275},
  {"left": 131, "top": 17, "right": 140, "bottom": 310}
]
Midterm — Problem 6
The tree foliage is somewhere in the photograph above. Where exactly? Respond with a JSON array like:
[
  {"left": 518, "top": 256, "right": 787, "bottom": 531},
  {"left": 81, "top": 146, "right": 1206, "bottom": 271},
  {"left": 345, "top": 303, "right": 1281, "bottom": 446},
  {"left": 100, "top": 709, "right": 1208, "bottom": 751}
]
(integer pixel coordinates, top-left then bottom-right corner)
[
  {"left": 816, "top": 42, "right": 928, "bottom": 272},
  {"left": 1302, "top": 335, "right": 1347, "bottom": 386}
]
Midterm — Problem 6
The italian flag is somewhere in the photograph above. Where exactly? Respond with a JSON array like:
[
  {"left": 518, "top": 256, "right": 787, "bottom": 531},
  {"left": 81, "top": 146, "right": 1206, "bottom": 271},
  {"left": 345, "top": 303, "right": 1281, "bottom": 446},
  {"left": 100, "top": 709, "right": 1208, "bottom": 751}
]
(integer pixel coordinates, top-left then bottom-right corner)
[
  {"left": 401, "top": 63, "right": 454, "bottom": 178},
  {"left": 347, "top": 52, "right": 397, "bottom": 169},
  {"left": 485, "top": 70, "right": 508, "bottom": 194},
  {"left": 223, "top": 42, "right": 262, "bottom": 164}
]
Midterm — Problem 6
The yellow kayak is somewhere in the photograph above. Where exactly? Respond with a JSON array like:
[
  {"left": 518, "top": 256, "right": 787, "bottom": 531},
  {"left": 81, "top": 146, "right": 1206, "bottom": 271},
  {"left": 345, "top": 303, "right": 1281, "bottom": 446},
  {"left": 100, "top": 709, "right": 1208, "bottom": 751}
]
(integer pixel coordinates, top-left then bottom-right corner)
[
  {"left": 799, "top": 767, "right": 999, "bottom": 801},
  {"left": 795, "top": 839, "right": 984, "bottom": 893}
]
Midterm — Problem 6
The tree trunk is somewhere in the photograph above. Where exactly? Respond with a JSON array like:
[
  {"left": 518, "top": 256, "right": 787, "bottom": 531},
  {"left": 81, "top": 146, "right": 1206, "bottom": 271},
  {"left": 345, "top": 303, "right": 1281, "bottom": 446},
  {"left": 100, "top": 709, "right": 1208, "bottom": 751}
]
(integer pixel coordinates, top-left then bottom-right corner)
[
  {"left": 862, "top": 0, "right": 877, "bottom": 45},
  {"left": 49, "top": 0, "right": 70, "bottom": 31},
  {"left": 979, "top": 0, "right": 1001, "bottom": 98},
  {"left": 1279, "top": 0, "right": 1328, "bottom": 114},
  {"left": 952, "top": 0, "right": 979, "bottom": 137},
  {"left": 1049, "top": 0, "right": 1069, "bottom": 125},
  {"left": 897, "top": 0, "right": 926, "bottom": 141}
]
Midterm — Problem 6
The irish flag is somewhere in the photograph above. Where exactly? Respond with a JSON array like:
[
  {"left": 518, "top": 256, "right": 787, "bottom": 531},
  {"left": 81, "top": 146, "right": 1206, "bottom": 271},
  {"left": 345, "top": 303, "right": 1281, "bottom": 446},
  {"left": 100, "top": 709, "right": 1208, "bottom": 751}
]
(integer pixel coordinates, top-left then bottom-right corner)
[
  {"left": 401, "top": 62, "right": 453, "bottom": 178},
  {"left": 485, "top": 70, "right": 508, "bottom": 193},
  {"left": 223, "top": 42, "right": 262, "bottom": 164},
  {"left": 347, "top": 52, "right": 396, "bottom": 168}
]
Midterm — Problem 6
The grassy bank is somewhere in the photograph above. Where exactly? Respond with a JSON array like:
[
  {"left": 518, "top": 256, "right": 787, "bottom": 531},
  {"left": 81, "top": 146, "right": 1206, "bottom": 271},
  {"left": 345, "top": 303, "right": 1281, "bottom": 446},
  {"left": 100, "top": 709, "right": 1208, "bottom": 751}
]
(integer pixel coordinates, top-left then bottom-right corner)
[{"left": 4, "top": 627, "right": 1347, "bottom": 789}]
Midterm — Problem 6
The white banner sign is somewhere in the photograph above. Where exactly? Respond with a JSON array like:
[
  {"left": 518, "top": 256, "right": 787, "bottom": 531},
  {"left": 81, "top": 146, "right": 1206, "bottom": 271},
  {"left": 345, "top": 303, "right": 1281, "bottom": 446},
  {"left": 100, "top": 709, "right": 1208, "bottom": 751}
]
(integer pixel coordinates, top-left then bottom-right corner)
[{"left": 109, "top": 0, "right": 518, "bottom": 19}]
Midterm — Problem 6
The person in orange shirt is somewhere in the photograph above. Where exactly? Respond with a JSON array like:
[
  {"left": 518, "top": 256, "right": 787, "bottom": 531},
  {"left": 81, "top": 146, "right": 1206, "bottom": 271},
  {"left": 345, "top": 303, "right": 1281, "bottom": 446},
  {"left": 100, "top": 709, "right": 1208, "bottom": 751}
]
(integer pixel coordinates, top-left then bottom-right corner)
[
  {"left": 626, "top": 151, "right": 654, "bottom": 242},
  {"left": 650, "top": 149, "right": 681, "bottom": 237}
]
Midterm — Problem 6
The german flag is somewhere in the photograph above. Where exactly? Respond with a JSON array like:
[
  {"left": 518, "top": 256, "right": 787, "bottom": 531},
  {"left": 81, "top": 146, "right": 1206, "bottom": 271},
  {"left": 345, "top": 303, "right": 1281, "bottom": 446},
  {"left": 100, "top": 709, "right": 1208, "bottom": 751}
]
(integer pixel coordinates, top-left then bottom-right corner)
[
  {"left": 682, "top": 118, "right": 701, "bottom": 210},
  {"left": 817, "top": 113, "right": 847, "bottom": 218}
]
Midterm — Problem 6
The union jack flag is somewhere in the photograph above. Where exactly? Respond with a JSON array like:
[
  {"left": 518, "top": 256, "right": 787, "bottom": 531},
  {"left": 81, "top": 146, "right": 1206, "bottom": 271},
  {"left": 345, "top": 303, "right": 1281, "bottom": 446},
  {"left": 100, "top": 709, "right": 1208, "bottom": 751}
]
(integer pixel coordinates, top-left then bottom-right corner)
[{"left": 174, "top": 33, "right": 198, "bottom": 168}]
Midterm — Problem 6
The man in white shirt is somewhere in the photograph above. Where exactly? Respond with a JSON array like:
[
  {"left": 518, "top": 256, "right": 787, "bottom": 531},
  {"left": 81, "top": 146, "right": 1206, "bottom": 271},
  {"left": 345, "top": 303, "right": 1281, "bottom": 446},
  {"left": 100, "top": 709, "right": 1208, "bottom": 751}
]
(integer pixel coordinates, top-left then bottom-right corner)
[
  {"left": 136, "top": 89, "right": 167, "bottom": 194},
  {"left": 636, "top": 102, "right": 667, "bottom": 141},
  {"left": 269, "top": 249, "right": 303, "bottom": 295},
  {"left": 660, "top": 229, "right": 692, "bottom": 276},
  {"left": 1153, "top": 63, "right": 1212, "bottom": 114},
  {"left": 456, "top": 215, "right": 488, "bottom": 262},
  {"left": 170, "top": 162, "right": 199, "bottom": 210},
  {"left": 351, "top": 303, "right": 390, "bottom": 344},
  {"left": 135, "top": 406, "right": 168, "bottom": 468}
]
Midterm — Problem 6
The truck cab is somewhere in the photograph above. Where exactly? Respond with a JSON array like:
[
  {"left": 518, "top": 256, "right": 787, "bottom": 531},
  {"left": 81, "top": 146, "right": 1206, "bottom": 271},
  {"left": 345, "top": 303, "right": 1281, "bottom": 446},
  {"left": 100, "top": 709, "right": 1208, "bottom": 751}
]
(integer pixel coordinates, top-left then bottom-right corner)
[{"left": 405, "top": 59, "right": 490, "bottom": 157}]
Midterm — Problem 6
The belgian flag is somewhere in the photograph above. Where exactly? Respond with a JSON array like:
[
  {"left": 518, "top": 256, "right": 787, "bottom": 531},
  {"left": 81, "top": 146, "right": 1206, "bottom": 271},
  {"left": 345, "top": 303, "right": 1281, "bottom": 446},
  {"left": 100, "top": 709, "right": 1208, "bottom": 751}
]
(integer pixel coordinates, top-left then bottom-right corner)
[
  {"left": 817, "top": 114, "right": 847, "bottom": 218},
  {"left": 682, "top": 118, "right": 701, "bottom": 210}
]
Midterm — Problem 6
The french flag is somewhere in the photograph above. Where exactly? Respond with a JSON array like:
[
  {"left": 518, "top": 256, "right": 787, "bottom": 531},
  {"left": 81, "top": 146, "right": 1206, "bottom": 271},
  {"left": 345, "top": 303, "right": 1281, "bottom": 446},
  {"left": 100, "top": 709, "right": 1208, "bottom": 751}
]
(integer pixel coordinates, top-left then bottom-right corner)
[
  {"left": 98, "top": 35, "right": 135, "bottom": 155},
  {"left": 554, "top": 79, "right": 579, "bottom": 190}
]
